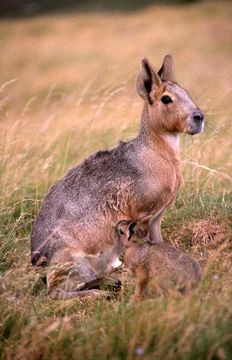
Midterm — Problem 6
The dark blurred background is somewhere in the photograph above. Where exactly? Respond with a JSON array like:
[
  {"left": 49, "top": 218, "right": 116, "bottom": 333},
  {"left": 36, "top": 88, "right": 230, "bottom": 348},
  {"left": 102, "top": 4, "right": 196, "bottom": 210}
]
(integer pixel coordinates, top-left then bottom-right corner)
[{"left": 0, "top": 0, "right": 200, "bottom": 17}]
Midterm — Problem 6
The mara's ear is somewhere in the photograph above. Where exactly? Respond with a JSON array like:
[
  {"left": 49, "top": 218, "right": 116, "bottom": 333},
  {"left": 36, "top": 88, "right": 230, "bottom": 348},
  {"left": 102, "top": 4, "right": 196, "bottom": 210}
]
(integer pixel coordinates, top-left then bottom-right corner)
[
  {"left": 136, "top": 58, "right": 162, "bottom": 104},
  {"left": 158, "top": 54, "right": 174, "bottom": 82}
]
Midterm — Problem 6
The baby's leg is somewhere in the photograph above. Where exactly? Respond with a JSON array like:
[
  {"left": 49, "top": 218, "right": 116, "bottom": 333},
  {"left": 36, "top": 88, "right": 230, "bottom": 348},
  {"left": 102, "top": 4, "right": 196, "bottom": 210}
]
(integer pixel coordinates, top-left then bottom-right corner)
[{"left": 133, "top": 265, "right": 149, "bottom": 301}]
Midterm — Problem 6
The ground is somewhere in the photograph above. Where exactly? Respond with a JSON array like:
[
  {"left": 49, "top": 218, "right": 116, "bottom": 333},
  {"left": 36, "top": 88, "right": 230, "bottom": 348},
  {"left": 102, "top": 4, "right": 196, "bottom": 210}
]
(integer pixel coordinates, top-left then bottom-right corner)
[{"left": 0, "top": 1, "right": 232, "bottom": 359}]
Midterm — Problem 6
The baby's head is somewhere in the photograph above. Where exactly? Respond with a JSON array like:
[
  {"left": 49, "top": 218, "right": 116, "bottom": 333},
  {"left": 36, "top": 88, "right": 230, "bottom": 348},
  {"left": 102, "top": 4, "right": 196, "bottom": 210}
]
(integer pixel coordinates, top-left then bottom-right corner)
[{"left": 115, "top": 220, "right": 149, "bottom": 248}]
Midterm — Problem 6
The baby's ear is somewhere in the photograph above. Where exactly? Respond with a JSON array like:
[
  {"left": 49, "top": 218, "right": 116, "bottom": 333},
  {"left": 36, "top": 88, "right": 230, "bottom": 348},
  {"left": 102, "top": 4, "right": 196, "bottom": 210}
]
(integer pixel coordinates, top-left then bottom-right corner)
[
  {"left": 115, "top": 220, "right": 134, "bottom": 240},
  {"left": 128, "top": 221, "right": 137, "bottom": 240},
  {"left": 136, "top": 221, "right": 149, "bottom": 238}
]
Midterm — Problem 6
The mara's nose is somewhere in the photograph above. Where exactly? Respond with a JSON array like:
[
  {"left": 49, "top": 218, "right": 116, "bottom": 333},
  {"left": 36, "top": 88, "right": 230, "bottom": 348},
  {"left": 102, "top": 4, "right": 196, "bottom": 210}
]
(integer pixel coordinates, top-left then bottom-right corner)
[{"left": 192, "top": 111, "right": 204, "bottom": 123}]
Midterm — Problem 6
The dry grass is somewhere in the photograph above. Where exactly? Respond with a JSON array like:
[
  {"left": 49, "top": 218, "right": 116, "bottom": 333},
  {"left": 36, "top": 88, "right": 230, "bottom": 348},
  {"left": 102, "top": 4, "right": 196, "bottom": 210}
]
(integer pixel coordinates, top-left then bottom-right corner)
[{"left": 0, "top": 1, "right": 232, "bottom": 359}]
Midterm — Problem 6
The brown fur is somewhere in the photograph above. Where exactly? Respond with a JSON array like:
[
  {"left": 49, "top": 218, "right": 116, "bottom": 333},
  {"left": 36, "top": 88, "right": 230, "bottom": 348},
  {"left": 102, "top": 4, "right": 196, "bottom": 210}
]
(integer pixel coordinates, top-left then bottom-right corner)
[
  {"left": 115, "top": 220, "right": 203, "bottom": 299},
  {"left": 31, "top": 55, "right": 204, "bottom": 298}
]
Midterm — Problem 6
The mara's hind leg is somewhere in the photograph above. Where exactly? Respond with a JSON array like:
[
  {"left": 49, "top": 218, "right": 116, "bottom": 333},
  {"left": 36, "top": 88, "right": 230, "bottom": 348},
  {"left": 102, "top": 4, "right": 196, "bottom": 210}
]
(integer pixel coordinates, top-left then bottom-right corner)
[
  {"left": 80, "top": 275, "right": 121, "bottom": 292},
  {"left": 47, "top": 270, "right": 121, "bottom": 299},
  {"left": 49, "top": 288, "right": 111, "bottom": 300},
  {"left": 46, "top": 249, "right": 122, "bottom": 299},
  {"left": 46, "top": 267, "right": 105, "bottom": 299}
]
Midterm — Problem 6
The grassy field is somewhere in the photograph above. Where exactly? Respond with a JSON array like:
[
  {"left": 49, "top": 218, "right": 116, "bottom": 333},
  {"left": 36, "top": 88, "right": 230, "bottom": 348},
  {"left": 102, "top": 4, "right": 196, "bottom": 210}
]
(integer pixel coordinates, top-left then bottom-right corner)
[{"left": 0, "top": 1, "right": 232, "bottom": 359}]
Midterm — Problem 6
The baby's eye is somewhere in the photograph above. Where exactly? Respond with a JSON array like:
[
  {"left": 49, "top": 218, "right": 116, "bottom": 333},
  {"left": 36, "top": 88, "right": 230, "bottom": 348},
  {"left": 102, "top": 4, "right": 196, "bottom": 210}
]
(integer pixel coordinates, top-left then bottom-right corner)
[{"left": 161, "top": 95, "right": 173, "bottom": 104}]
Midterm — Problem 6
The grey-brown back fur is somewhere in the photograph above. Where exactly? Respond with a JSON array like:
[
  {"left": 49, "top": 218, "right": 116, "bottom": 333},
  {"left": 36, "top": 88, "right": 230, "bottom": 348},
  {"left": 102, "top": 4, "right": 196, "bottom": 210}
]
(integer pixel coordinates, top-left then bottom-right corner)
[{"left": 31, "top": 139, "right": 143, "bottom": 262}]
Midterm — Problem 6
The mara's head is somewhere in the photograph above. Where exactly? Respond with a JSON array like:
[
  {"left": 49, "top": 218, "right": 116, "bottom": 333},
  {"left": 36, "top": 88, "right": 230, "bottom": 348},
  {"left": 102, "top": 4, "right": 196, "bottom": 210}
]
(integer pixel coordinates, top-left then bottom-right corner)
[
  {"left": 136, "top": 55, "right": 204, "bottom": 135},
  {"left": 115, "top": 220, "right": 149, "bottom": 248}
]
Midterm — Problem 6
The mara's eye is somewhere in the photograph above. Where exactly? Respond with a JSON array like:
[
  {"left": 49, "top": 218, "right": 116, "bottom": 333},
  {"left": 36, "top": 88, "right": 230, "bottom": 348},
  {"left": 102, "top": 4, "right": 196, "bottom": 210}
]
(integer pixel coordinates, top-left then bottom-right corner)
[{"left": 161, "top": 95, "right": 173, "bottom": 104}]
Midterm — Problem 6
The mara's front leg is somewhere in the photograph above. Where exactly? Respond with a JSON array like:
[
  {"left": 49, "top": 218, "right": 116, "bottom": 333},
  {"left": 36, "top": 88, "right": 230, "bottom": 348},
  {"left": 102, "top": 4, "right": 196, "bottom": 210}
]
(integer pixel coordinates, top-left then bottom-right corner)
[{"left": 149, "top": 211, "right": 164, "bottom": 244}]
